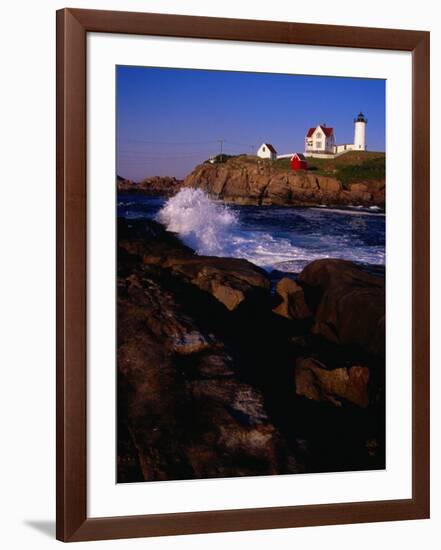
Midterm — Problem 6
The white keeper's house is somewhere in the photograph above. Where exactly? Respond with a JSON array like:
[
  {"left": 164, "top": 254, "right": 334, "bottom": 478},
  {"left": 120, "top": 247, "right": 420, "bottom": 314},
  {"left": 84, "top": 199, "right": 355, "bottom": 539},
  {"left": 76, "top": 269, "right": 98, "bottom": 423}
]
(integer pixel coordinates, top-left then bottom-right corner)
[
  {"left": 257, "top": 142, "right": 278, "bottom": 160},
  {"left": 304, "top": 125, "right": 336, "bottom": 156},
  {"left": 304, "top": 112, "right": 368, "bottom": 159}
]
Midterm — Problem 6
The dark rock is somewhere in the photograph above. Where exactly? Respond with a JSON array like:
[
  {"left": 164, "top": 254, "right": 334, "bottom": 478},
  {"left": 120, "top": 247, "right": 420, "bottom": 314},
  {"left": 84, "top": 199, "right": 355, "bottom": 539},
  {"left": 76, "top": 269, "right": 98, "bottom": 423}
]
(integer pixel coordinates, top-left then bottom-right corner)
[
  {"left": 172, "top": 331, "right": 211, "bottom": 355},
  {"left": 298, "top": 259, "right": 385, "bottom": 357},
  {"left": 118, "top": 218, "right": 194, "bottom": 265},
  {"left": 295, "top": 357, "right": 370, "bottom": 408},
  {"left": 118, "top": 218, "right": 271, "bottom": 312},
  {"left": 118, "top": 175, "right": 183, "bottom": 196},
  {"left": 117, "top": 219, "right": 385, "bottom": 480},
  {"left": 167, "top": 257, "right": 270, "bottom": 311},
  {"left": 117, "top": 219, "right": 299, "bottom": 482},
  {"left": 273, "top": 277, "right": 311, "bottom": 320}
]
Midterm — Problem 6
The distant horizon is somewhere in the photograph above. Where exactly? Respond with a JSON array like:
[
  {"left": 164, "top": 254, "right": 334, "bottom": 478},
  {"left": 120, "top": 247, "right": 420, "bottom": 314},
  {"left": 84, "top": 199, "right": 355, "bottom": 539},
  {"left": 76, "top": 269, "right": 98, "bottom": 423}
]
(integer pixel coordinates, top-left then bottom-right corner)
[{"left": 117, "top": 66, "right": 385, "bottom": 181}]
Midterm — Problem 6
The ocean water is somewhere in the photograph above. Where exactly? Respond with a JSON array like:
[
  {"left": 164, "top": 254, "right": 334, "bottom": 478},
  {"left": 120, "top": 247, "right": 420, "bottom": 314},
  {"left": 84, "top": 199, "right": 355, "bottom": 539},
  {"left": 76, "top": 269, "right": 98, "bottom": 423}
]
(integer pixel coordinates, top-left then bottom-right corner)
[{"left": 117, "top": 188, "right": 385, "bottom": 274}]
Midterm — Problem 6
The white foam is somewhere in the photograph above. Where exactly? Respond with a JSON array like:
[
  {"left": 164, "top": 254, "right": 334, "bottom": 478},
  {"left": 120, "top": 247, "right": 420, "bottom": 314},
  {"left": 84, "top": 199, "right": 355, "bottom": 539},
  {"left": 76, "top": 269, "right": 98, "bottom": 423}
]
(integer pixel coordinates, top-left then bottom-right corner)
[
  {"left": 156, "top": 189, "right": 384, "bottom": 272},
  {"left": 156, "top": 188, "right": 238, "bottom": 256},
  {"left": 311, "top": 206, "right": 385, "bottom": 217}
]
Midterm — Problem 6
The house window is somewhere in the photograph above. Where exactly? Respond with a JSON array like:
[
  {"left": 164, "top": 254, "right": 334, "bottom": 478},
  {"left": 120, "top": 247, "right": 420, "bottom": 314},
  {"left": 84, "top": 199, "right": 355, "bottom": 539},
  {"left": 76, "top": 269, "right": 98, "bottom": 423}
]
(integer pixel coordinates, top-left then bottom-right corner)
[
  {"left": 316, "top": 141, "right": 322, "bottom": 149},
  {"left": 262, "top": 146, "right": 266, "bottom": 152}
]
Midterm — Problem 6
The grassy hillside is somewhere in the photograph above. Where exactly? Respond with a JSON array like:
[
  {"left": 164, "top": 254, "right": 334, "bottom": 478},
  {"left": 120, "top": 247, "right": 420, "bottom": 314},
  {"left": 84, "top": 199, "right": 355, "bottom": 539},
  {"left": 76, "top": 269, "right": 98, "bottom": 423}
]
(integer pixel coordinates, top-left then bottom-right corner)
[{"left": 275, "top": 151, "right": 385, "bottom": 187}]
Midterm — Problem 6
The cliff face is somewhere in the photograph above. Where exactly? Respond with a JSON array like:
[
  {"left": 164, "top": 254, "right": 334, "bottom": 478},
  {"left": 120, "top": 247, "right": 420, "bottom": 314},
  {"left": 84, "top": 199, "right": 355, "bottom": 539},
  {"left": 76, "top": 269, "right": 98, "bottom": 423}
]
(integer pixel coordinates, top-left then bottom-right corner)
[{"left": 183, "top": 159, "right": 385, "bottom": 207}]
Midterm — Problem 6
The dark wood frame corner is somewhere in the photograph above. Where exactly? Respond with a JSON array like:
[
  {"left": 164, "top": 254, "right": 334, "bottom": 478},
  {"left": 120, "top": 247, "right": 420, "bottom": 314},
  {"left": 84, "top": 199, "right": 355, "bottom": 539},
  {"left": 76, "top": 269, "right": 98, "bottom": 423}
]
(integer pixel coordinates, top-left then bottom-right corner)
[{"left": 56, "top": 7, "right": 430, "bottom": 542}]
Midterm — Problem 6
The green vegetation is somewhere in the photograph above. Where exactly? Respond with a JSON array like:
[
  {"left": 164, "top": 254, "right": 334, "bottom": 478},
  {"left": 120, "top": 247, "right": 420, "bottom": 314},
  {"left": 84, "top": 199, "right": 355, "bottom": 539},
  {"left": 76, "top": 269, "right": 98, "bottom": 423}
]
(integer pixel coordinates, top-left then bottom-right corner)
[
  {"left": 274, "top": 151, "right": 385, "bottom": 187},
  {"left": 202, "top": 151, "right": 385, "bottom": 188},
  {"left": 204, "top": 153, "right": 248, "bottom": 164},
  {"left": 335, "top": 156, "right": 385, "bottom": 187}
]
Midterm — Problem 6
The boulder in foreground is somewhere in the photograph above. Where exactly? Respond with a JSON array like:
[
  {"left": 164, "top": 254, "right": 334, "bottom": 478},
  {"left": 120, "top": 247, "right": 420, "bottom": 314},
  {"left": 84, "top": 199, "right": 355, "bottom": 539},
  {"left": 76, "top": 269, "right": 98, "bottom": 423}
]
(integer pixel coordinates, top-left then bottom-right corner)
[
  {"left": 118, "top": 218, "right": 271, "bottom": 312},
  {"left": 166, "top": 257, "right": 270, "bottom": 311},
  {"left": 295, "top": 357, "right": 370, "bottom": 408},
  {"left": 298, "top": 259, "right": 385, "bottom": 357},
  {"left": 272, "top": 277, "right": 311, "bottom": 320}
]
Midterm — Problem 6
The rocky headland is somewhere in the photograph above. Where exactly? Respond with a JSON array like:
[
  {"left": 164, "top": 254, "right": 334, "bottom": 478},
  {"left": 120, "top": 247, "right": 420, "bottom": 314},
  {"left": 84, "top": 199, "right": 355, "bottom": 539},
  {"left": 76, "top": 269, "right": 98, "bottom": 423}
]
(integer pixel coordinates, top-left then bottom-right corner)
[
  {"left": 118, "top": 151, "right": 385, "bottom": 208},
  {"left": 117, "top": 217, "right": 385, "bottom": 482},
  {"left": 184, "top": 155, "right": 385, "bottom": 208}
]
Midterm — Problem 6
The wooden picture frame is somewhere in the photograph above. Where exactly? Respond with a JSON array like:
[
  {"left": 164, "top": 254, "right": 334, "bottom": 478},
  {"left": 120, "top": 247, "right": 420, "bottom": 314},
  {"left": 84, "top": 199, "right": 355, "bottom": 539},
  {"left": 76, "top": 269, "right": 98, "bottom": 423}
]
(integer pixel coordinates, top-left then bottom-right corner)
[{"left": 56, "top": 8, "right": 430, "bottom": 542}]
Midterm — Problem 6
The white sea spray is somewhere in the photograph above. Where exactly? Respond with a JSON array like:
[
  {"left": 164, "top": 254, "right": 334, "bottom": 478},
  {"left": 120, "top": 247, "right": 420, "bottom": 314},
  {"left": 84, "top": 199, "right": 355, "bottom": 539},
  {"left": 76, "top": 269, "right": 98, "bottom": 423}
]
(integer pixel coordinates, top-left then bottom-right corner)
[
  {"left": 156, "top": 188, "right": 238, "bottom": 256},
  {"left": 154, "top": 188, "right": 385, "bottom": 272}
]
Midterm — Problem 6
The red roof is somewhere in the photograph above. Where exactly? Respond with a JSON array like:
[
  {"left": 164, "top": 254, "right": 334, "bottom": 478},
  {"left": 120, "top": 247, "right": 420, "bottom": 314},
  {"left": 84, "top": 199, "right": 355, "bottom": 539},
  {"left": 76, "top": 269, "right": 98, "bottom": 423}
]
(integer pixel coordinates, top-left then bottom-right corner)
[
  {"left": 291, "top": 152, "right": 306, "bottom": 160},
  {"left": 306, "top": 125, "right": 334, "bottom": 138}
]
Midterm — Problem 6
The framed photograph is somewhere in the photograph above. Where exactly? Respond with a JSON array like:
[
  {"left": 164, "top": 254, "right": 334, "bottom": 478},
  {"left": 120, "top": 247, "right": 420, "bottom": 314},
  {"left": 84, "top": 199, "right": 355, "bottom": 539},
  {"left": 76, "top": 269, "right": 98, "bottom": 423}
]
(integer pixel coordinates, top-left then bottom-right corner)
[{"left": 56, "top": 8, "right": 430, "bottom": 542}]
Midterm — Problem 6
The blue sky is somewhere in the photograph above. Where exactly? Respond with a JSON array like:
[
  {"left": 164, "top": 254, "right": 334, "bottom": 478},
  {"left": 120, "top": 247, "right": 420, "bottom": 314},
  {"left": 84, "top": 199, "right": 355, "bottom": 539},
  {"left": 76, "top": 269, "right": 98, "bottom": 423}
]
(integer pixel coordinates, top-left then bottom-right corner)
[{"left": 117, "top": 66, "right": 385, "bottom": 181}]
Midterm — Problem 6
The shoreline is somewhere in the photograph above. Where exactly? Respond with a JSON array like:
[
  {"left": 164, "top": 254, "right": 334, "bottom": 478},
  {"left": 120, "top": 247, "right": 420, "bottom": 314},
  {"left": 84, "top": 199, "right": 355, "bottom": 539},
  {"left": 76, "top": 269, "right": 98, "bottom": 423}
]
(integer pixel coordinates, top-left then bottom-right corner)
[
  {"left": 119, "top": 208, "right": 386, "bottom": 280},
  {"left": 117, "top": 189, "right": 386, "bottom": 214},
  {"left": 117, "top": 192, "right": 386, "bottom": 277},
  {"left": 117, "top": 150, "right": 386, "bottom": 210}
]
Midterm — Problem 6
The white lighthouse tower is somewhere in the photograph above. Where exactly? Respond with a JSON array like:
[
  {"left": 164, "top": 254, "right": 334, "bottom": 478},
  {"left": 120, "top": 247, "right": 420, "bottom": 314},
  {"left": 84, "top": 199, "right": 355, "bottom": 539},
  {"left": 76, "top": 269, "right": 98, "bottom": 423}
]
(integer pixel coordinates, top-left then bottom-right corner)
[{"left": 353, "top": 112, "right": 367, "bottom": 150}]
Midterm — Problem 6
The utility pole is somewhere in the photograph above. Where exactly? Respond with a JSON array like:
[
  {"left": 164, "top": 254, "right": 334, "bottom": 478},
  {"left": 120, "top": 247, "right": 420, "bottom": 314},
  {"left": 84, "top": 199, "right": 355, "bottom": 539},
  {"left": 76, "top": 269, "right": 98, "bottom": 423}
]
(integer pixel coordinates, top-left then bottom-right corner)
[
  {"left": 217, "top": 138, "right": 225, "bottom": 156},
  {"left": 249, "top": 144, "right": 255, "bottom": 155}
]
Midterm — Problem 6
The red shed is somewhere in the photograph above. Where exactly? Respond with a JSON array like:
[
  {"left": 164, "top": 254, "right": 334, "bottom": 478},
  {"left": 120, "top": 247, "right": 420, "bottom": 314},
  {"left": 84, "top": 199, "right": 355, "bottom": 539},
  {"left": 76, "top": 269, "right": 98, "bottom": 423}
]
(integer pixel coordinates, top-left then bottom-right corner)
[{"left": 291, "top": 153, "right": 308, "bottom": 171}]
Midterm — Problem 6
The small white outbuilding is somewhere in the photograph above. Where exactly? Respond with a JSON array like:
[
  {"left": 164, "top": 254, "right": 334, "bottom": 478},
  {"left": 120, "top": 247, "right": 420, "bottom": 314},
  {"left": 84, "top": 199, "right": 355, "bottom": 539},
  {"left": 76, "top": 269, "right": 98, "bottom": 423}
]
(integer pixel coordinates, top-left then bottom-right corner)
[{"left": 257, "top": 143, "right": 277, "bottom": 160}]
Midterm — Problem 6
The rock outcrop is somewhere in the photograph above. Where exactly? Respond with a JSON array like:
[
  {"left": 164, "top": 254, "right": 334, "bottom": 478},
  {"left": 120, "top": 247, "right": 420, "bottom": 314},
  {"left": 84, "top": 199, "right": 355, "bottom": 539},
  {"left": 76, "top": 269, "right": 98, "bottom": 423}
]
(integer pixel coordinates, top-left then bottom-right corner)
[
  {"left": 295, "top": 357, "right": 370, "bottom": 408},
  {"left": 117, "top": 218, "right": 299, "bottom": 482},
  {"left": 167, "top": 257, "right": 270, "bottom": 311},
  {"left": 298, "top": 259, "right": 385, "bottom": 357},
  {"left": 118, "top": 219, "right": 271, "bottom": 312},
  {"left": 118, "top": 271, "right": 296, "bottom": 482},
  {"left": 184, "top": 158, "right": 385, "bottom": 207},
  {"left": 272, "top": 277, "right": 311, "bottom": 320},
  {"left": 117, "top": 175, "right": 183, "bottom": 196},
  {"left": 117, "top": 218, "right": 386, "bottom": 482}
]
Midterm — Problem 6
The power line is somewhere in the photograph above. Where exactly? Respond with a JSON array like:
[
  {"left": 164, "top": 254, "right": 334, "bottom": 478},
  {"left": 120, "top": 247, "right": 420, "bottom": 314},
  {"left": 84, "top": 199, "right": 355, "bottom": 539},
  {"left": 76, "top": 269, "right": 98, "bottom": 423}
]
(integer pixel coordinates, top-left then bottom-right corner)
[
  {"left": 118, "top": 137, "right": 258, "bottom": 162},
  {"left": 217, "top": 139, "right": 225, "bottom": 155},
  {"left": 118, "top": 139, "right": 219, "bottom": 146},
  {"left": 118, "top": 151, "right": 212, "bottom": 160},
  {"left": 119, "top": 148, "right": 214, "bottom": 155},
  {"left": 119, "top": 138, "right": 258, "bottom": 148}
]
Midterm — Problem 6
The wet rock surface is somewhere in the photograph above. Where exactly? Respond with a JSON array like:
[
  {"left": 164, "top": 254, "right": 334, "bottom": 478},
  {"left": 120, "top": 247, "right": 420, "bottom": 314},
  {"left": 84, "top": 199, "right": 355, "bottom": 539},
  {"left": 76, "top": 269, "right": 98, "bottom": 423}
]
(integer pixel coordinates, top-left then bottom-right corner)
[{"left": 117, "top": 218, "right": 385, "bottom": 482}]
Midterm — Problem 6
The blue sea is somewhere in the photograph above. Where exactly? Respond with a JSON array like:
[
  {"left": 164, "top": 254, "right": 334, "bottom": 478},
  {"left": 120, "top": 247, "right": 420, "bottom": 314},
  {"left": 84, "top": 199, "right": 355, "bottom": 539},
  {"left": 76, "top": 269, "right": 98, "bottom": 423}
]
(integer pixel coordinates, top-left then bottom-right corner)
[{"left": 118, "top": 189, "right": 385, "bottom": 275}]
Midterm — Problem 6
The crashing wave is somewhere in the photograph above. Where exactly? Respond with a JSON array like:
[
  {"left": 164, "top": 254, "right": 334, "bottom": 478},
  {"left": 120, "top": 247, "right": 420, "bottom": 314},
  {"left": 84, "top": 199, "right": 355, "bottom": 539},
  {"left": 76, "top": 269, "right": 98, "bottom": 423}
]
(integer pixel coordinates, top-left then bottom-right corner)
[
  {"left": 155, "top": 188, "right": 385, "bottom": 272},
  {"left": 156, "top": 188, "right": 237, "bottom": 256}
]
